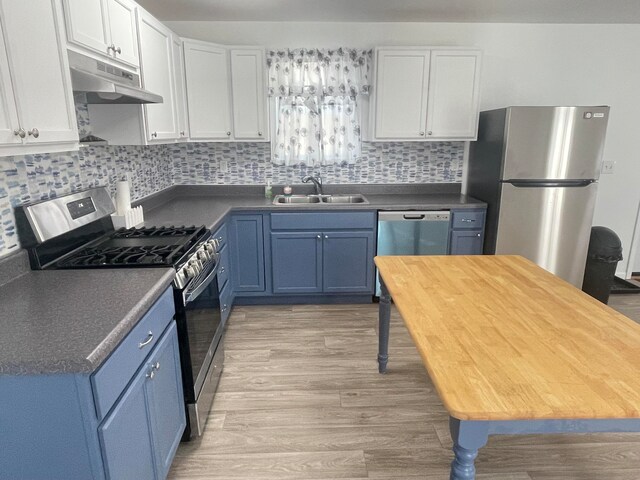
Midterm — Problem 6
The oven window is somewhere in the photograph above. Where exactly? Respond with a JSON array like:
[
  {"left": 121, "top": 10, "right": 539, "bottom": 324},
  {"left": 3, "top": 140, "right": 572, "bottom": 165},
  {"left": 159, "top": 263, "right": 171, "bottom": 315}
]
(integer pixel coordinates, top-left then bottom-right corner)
[{"left": 185, "top": 277, "right": 221, "bottom": 384}]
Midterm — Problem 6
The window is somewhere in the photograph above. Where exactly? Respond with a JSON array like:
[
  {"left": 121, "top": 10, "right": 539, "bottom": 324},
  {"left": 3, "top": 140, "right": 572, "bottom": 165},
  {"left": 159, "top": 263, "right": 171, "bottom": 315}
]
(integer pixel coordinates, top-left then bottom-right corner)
[{"left": 267, "top": 48, "right": 372, "bottom": 166}]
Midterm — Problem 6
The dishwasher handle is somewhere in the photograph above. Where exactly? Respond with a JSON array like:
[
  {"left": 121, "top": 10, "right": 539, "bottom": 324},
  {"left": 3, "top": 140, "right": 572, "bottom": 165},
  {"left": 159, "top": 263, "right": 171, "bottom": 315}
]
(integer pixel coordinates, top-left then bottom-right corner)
[{"left": 378, "top": 211, "right": 450, "bottom": 222}]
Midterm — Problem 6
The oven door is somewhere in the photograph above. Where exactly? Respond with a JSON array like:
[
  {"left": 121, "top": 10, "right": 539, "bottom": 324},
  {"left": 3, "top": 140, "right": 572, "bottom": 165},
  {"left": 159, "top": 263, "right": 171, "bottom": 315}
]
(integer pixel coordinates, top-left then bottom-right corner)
[{"left": 180, "top": 262, "right": 223, "bottom": 399}]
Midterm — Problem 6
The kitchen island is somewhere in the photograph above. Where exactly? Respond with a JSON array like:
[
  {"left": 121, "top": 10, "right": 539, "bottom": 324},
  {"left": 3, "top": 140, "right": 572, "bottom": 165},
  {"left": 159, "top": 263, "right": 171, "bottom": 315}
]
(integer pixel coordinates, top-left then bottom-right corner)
[{"left": 375, "top": 255, "right": 640, "bottom": 479}]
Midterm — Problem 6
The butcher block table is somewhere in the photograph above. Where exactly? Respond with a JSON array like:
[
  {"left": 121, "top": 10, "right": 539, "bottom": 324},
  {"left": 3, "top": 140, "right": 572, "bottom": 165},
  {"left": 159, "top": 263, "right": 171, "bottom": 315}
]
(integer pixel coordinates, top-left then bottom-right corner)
[{"left": 375, "top": 255, "right": 640, "bottom": 480}]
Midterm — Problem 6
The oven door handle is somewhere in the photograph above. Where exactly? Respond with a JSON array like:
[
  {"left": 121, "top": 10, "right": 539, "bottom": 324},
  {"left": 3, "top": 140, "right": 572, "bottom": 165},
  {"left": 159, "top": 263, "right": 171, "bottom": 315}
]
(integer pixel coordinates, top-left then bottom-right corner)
[{"left": 183, "top": 262, "right": 219, "bottom": 305}]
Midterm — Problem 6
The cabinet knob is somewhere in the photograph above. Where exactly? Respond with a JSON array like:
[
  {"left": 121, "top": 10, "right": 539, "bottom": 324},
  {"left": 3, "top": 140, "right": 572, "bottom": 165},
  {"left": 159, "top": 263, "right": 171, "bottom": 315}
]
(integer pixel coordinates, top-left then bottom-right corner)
[
  {"left": 317, "top": 234, "right": 321, "bottom": 239},
  {"left": 115, "top": 46, "right": 122, "bottom": 54},
  {"left": 226, "top": 131, "right": 231, "bottom": 136},
  {"left": 427, "top": 131, "right": 433, "bottom": 135},
  {"left": 477, "top": 233, "right": 481, "bottom": 237},
  {"left": 151, "top": 132, "right": 158, "bottom": 138},
  {"left": 153, "top": 362, "right": 160, "bottom": 370},
  {"left": 220, "top": 267, "right": 225, "bottom": 273},
  {"left": 180, "top": 131, "right": 185, "bottom": 137},
  {"left": 419, "top": 131, "right": 425, "bottom": 136},
  {"left": 28, "top": 128, "right": 39, "bottom": 138},
  {"left": 146, "top": 370, "right": 155, "bottom": 379},
  {"left": 13, "top": 128, "right": 26, "bottom": 138},
  {"left": 324, "top": 235, "right": 328, "bottom": 239},
  {"left": 258, "top": 131, "right": 263, "bottom": 136}
]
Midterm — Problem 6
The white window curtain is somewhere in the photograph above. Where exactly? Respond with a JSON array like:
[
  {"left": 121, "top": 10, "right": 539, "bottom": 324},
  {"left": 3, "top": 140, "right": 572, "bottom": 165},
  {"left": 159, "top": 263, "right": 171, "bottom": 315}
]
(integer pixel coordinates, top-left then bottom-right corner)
[{"left": 267, "top": 48, "right": 372, "bottom": 166}]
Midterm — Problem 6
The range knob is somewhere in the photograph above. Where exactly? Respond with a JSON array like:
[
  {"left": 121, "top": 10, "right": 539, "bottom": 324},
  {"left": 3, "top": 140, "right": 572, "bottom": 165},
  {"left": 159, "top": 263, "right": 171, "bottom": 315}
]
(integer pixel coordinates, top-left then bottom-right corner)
[
  {"left": 189, "top": 259, "right": 201, "bottom": 275},
  {"left": 204, "top": 243, "right": 214, "bottom": 254},
  {"left": 184, "top": 266, "right": 196, "bottom": 279},
  {"left": 197, "top": 250, "right": 209, "bottom": 261},
  {"left": 208, "top": 238, "right": 220, "bottom": 252}
]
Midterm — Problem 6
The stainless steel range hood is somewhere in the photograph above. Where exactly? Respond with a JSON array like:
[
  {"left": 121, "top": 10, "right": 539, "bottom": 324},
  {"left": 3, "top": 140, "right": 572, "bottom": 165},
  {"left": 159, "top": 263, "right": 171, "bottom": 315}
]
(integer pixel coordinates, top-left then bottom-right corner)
[{"left": 69, "top": 51, "right": 162, "bottom": 104}]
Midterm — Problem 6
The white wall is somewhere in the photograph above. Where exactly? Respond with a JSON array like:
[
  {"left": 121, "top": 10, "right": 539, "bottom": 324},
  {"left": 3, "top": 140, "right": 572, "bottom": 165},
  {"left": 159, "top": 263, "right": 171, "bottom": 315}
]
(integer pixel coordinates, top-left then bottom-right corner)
[{"left": 167, "top": 21, "right": 640, "bottom": 275}]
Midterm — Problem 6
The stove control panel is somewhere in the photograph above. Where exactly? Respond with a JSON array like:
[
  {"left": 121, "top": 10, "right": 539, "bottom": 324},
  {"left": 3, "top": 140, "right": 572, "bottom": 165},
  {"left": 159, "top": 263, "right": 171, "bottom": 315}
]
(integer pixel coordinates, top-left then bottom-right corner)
[{"left": 174, "top": 237, "right": 221, "bottom": 289}]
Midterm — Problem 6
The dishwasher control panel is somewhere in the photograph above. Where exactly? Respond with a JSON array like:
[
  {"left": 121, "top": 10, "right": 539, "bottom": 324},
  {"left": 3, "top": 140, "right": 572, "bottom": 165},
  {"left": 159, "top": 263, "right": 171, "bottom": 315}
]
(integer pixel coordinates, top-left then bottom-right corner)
[{"left": 378, "top": 211, "right": 450, "bottom": 222}]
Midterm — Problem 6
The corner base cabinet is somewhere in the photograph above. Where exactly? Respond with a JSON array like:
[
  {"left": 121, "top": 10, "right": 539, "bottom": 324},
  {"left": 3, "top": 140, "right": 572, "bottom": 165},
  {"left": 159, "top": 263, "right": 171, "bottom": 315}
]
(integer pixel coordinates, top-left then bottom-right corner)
[{"left": 0, "top": 287, "right": 185, "bottom": 480}]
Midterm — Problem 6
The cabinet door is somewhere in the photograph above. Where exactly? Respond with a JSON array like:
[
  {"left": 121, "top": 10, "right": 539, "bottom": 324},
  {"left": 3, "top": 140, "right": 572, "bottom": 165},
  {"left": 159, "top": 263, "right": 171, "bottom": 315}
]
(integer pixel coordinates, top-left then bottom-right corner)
[
  {"left": 62, "top": 0, "right": 110, "bottom": 57},
  {"left": 99, "top": 362, "right": 156, "bottom": 480},
  {"left": 230, "top": 48, "right": 267, "bottom": 140},
  {"left": 145, "top": 322, "right": 185, "bottom": 480},
  {"left": 138, "top": 10, "right": 178, "bottom": 141},
  {"left": 271, "top": 232, "right": 323, "bottom": 294},
  {"left": 172, "top": 35, "right": 189, "bottom": 140},
  {"left": 449, "top": 230, "right": 483, "bottom": 255},
  {"left": 323, "top": 231, "right": 375, "bottom": 293},
  {"left": 426, "top": 50, "right": 481, "bottom": 139},
  {"left": 183, "top": 40, "right": 232, "bottom": 140},
  {"left": 0, "top": 0, "right": 78, "bottom": 145},
  {"left": 0, "top": 21, "right": 20, "bottom": 146},
  {"left": 105, "top": 0, "right": 139, "bottom": 68},
  {"left": 374, "top": 49, "right": 430, "bottom": 139},
  {"left": 230, "top": 215, "right": 265, "bottom": 292}
]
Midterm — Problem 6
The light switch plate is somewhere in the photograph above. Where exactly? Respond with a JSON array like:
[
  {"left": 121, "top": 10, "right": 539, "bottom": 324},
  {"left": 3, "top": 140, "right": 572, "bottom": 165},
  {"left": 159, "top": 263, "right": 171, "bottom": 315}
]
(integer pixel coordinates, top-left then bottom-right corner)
[{"left": 602, "top": 160, "right": 615, "bottom": 174}]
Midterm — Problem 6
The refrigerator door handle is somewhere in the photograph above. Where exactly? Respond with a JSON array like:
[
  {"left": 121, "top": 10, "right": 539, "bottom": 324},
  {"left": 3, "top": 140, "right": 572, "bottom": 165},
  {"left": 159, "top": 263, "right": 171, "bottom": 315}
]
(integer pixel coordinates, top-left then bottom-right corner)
[{"left": 503, "top": 179, "right": 596, "bottom": 188}]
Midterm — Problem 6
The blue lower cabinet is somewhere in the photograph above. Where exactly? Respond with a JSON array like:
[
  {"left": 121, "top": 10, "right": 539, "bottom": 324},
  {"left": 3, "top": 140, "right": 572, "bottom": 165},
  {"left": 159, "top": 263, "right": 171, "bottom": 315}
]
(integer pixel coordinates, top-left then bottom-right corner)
[
  {"left": 229, "top": 214, "right": 266, "bottom": 292},
  {"left": 145, "top": 322, "right": 186, "bottom": 480},
  {"left": 0, "top": 288, "right": 183, "bottom": 480},
  {"left": 271, "top": 231, "right": 323, "bottom": 293},
  {"left": 100, "top": 321, "right": 185, "bottom": 480},
  {"left": 99, "top": 363, "right": 156, "bottom": 480},
  {"left": 323, "top": 231, "right": 375, "bottom": 293},
  {"left": 450, "top": 230, "right": 484, "bottom": 255}
]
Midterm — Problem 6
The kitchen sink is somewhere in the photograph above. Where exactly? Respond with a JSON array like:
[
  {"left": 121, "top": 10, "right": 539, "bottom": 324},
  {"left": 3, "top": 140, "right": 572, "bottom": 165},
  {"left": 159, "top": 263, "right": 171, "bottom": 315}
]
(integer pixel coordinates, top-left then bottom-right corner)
[
  {"left": 321, "top": 195, "right": 368, "bottom": 204},
  {"left": 272, "top": 194, "right": 369, "bottom": 205},
  {"left": 273, "top": 195, "right": 322, "bottom": 204}
]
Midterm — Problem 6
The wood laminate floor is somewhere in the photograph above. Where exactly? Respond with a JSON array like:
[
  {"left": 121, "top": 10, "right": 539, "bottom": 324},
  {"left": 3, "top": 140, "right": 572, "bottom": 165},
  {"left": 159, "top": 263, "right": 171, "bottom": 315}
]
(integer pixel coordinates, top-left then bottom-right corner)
[{"left": 168, "top": 294, "right": 640, "bottom": 479}]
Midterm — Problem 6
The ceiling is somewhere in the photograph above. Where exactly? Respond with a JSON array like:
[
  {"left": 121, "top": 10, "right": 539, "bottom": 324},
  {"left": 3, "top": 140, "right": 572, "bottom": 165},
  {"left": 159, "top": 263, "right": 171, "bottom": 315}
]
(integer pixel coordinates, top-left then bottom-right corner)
[{"left": 136, "top": 0, "right": 640, "bottom": 23}]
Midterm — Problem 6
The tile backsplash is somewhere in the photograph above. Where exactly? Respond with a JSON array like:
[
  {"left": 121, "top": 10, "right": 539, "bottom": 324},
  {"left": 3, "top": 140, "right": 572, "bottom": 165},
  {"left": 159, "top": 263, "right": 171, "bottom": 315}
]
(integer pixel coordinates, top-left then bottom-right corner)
[
  {"left": 171, "top": 141, "right": 464, "bottom": 185},
  {"left": 0, "top": 103, "right": 464, "bottom": 258}
]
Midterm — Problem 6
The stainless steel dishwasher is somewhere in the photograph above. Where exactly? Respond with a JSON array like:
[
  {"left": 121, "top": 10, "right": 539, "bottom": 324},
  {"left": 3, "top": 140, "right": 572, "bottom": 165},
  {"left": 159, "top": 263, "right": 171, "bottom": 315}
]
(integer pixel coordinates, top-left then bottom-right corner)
[{"left": 376, "top": 211, "right": 451, "bottom": 295}]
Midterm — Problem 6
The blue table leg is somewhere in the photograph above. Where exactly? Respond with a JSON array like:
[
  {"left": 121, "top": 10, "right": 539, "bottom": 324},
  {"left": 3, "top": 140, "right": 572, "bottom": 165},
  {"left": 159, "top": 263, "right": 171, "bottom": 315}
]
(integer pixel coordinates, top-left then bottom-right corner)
[
  {"left": 449, "top": 417, "right": 489, "bottom": 480},
  {"left": 378, "top": 277, "right": 391, "bottom": 373}
]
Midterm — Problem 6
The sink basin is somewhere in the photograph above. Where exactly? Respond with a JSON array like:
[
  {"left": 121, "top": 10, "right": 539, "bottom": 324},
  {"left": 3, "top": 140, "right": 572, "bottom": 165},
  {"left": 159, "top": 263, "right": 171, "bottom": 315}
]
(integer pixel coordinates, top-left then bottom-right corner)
[
  {"left": 321, "top": 194, "right": 368, "bottom": 204},
  {"left": 272, "top": 194, "right": 369, "bottom": 205},
  {"left": 273, "top": 195, "right": 321, "bottom": 204}
]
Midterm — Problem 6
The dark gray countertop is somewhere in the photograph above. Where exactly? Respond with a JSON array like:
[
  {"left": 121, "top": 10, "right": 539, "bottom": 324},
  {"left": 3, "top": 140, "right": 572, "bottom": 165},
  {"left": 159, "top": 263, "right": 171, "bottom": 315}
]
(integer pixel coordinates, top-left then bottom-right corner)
[
  {"left": 0, "top": 183, "right": 484, "bottom": 376},
  {"left": 0, "top": 268, "right": 175, "bottom": 375},
  {"left": 141, "top": 184, "right": 486, "bottom": 231}
]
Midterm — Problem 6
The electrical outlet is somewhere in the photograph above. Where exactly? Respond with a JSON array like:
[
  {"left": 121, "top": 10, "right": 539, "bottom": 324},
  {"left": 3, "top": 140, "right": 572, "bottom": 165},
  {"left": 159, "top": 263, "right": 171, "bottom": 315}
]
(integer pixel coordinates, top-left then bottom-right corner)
[
  {"left": 219, "top": 159, "right": 229, "bottom": 173},
  {"left": 602, "top": 160, "right": 615, "bottom": 174}
]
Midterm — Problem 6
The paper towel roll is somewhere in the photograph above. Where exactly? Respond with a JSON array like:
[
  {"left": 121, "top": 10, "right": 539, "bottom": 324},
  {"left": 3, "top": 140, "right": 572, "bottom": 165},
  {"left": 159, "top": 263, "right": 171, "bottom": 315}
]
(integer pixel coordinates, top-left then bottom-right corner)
[{"left": 115, "top": 180, "right": 131, "bottom": 216}]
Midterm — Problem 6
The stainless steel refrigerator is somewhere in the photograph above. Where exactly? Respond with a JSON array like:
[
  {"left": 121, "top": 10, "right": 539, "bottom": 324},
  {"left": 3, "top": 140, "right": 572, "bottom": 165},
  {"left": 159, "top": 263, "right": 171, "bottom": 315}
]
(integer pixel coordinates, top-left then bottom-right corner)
[{"left": 467, "top": 106, "right": 610, "bottom": 287}]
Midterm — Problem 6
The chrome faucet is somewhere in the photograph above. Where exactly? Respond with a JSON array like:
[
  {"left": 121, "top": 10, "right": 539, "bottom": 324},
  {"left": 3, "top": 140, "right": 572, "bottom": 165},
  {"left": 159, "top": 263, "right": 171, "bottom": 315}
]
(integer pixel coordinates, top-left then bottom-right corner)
[{"left": 302, "top": 175, "right": 323, "bottom": 196}]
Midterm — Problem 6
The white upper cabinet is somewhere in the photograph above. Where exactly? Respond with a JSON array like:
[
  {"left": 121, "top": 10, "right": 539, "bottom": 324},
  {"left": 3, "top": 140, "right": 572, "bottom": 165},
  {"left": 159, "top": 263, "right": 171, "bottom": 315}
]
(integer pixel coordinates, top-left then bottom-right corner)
[
  {"left": 426, "top": 50, "right": 481, "bottom": 139},
  {"left": 105, "top": 0, "right": 139, "bottom": 68},
  {"left": 137, "top": 10, "right": 177, "bottom": 142},
  {"left": 373, "top": 49, "right": 430, "bottom": 140},
  {"left": 183, "top": 40, "right": 232, "bottom": 141},
  {"left": 63, "top": 0, "right": 140, "bottom": 68},
  {"left": 230, "top": 48, "right": 268, "bottom": 141},
  {"left": 371, "top": 47, "right": 482, "bottom": 141},
  {"left": 0, "top": 0, "right": 78, "bottom": 153},
  {"left": 172, "top": 34, "right": 189, "bottom": 141},
  {"left": 0, "top": 25, "right": 20, "bottom": 147}
]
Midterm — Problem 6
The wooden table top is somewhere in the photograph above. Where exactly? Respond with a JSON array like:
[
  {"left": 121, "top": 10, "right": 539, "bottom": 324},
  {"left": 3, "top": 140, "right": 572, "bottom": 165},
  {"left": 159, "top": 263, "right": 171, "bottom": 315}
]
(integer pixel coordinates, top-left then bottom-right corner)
[{"left": 375, "top": 255, "right": 640, "bottom": 421}]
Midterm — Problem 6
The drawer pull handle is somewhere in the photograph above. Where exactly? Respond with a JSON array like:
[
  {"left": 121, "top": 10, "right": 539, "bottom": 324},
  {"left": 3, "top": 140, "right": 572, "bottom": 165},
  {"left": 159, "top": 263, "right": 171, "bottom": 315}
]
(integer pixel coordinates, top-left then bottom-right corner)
[
  {"left": 222, "top": 304, "right": 228, "bottom": 312},
  {"left": 462, "top": 218, "right": 476, "bottom": 222},
  {"left": 139, "top": 331, "right": 154, "bottom": 348},
  {"left": 153, "top": 362, "right": 160, "bottom": 370},
  {"left": 220, "top": 267, "right": 225, "bottom": 273}
]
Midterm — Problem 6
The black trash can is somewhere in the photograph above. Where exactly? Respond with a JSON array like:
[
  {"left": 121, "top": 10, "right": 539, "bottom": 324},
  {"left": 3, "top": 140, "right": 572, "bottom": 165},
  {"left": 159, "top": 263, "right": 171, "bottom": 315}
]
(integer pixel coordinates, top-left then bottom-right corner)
[{"left": 582, "top": 226, "right": 623, "bottom": 304}]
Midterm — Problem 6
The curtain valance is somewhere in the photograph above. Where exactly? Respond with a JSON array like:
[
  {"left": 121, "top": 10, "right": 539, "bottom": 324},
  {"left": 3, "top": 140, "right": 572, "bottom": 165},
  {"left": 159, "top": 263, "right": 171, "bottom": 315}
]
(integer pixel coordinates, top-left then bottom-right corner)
[{"left": 266, "top": 48, "right": 372, "bottom": 97}]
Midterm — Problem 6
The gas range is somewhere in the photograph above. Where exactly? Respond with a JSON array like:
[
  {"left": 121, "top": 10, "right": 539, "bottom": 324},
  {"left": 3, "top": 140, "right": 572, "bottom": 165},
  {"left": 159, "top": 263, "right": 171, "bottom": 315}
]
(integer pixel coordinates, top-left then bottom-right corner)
[
  {"left": 16, "top": 188, "right": 219, "bottom": 289},
  {"left": 16, "top": 187, "right": 229, "bottom": 440}
]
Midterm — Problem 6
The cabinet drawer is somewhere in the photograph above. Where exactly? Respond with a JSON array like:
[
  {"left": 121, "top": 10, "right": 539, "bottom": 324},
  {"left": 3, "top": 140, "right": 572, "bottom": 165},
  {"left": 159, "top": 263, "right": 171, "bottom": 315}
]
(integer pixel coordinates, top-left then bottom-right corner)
[
  {"left": 217, "top": 245, "right": 230, "bottom": 291},
  {"left": 92, "top": 287, "right": 175, "bottom": 420},
  {"left": 451, "top": 210, "right": 485, "bottom": 229},
  {"left": 220, "top": 281, "right": 232, "bottom": 324},
  {"left": 271, "top": 212, "right": 375, "bottom": 230},
  {"left": 212, "top": 223, "right": 227, "bottom": 249}
]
